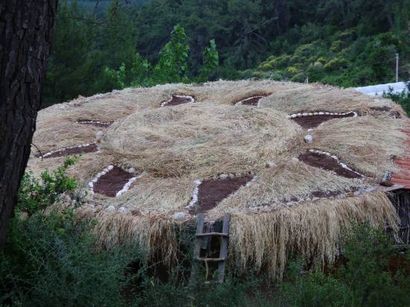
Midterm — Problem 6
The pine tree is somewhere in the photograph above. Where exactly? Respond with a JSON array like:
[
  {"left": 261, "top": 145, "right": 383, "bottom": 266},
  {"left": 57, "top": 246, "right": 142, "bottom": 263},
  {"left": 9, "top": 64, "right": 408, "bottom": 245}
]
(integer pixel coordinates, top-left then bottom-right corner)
[
  {"left": 153, "top": 25, "right": 190, "bottom": 83},
  {"left": 199, "top": 39, "right": 219, "bottom": 81}
]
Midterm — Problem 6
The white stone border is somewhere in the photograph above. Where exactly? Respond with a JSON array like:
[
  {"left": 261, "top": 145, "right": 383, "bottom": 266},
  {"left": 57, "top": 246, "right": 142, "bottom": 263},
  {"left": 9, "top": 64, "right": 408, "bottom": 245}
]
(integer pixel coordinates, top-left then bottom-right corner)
[
  {"left": 88, "top": 165, "right": 142, "bottom": 197},
  {"left": 42, "top": 143, "right": 96, "bottom": 158},
  {"left": 287, "top": 111, "right": 358, "bottom": 119},
  {"left": 88, "top": 165, "right": 114, "bottom": 195},
  {"left": 185, "top": 179, "right": 202, "bottom": 210},
  {"left": 307, "top": 149, "right": 363, "bottom": 177},
  {"left": 116, "top": 174, "right": 143, "bottom": 197},
  {"left": 247, "top": 184, "right": 376, "bottom": 213},
  {"left": 185, "top": 173, "right": 255, "bottom": 210},
  {"left": 247, "top": 188, "right": 357, "bottom": 213},
  {"left": 77, "top": 120, "right": 112, "bottom": 126},
  {"left": 161, "top": 94, "right": 195, "bottom": 107}
]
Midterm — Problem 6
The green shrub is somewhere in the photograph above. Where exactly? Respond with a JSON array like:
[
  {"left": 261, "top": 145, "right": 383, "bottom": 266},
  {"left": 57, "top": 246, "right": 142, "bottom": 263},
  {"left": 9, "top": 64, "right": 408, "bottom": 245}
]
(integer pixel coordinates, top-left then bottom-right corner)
[
  {"left": 103, "top": 53, "right": 152, "bottom": 90},
  {"left": 324, "top": 57, "right": 349, "bottom": 71},
  {"left": 2, "top": 162, "right": 410, "bottom": 306},
  {"left": 280, "top": 262, "right": 353, "bottom": 307},
  {"left": 199, "top": 39, "right": 219, "bottom": 82},
  {"left": 291, "top": 72, "right": 307, "bottom": 82},
  {"left": 383, "top": 82, "right": 410, "bottom": 115},
  {"left": 17, "top": 157, "right": 77, "bottom": 216},
  {"left": 279, "top": 224, "right": 410, "bottom": 307},
  {"left": 0, "top": 159, "right": 143, "bottom": 306},
  {"left": 0, "top": 210, "right": 142, "bottom": 307},
  {"left": 153, "top": 24, "right": 190, "bottom": 84}
]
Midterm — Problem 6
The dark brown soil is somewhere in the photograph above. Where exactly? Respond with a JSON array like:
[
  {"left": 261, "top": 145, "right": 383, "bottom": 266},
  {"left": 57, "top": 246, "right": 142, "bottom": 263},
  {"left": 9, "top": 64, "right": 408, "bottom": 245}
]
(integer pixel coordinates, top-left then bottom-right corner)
[
  {"left": 196, "top": 175, "right": 253, "bottom": 212},
  {"left": 389, "top": 111, "right": 401, "bottom": 119},
  {"left": 77, "top": 119, "right": 113, "bottom": 127},
  {"left": 43, "top": 143, "right": 98, "bottom": 159},
  {"left": 291, "top": 112, "right": 356, "bottom": 129},
  {"left": 162, "top": 95, "right": 195, "bottom": 106},
  {"left": 310, "top": 187, "right": 358, "bottom": 198},
  {"left": 282, "top": 187, "right": 358, "bottom": 203},
  {"left": 370, "top": 106, "right": 392, "bottom": 112},
  {"left": 369, "top": 106, "right": 401, "bottom": 119},
  {"left": 298, "top": 151, "right": 361, "bottom": 178},
  {"left": 236, "top": 95, "right": 266, "bottom": 106},
  {"left": 93, "top": 166, "right": 134, "bottom": 197}
]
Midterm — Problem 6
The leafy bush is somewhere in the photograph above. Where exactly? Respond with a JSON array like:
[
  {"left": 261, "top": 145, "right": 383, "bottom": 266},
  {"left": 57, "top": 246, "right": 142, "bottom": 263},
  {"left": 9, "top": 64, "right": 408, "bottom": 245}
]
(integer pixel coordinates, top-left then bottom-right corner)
[
  {"left": 256, "top": 27, "right": 410, "bottom": 86},
  {"left": 0, "top": 210, "right": 142, "bottom": 307},
  {"left": 383, "top": 82, "right": 410, "bottom": 115},
  {"left": 17, "top": 157, "right": 77, "bottom": 216},
  {"left": 279, "top": 224, "right": 410, "bottom": 307},
  {"left": 0, "top": 160, "right": 142, "bottom": 306},
  {"left": 2, "top": 162, "right": 409, "bottom": 306},
  {"left": 103, "top": 53, "right": 152, "bottom": 89},
  {"left": 199, "top": 39, "right": 219, "bottom": 81},
  {"left": 153, "top": 24, "right": 190, "bottom": 84}
]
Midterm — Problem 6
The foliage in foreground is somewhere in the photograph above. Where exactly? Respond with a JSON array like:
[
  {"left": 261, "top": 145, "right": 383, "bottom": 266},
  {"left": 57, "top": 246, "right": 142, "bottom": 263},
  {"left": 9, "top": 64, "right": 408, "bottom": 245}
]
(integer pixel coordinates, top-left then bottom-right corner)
[
  {"left": 17, "top": 157, "right": 77, "bottom": 216},
  {"left": 1, "top": 162, "right": 409, "bottom": 306},
  {"left": 280, "top": 224, "right": 410, "bottom": 307},
  {"left": 383, "top": 82, "right": 410, "bottom": 114}
]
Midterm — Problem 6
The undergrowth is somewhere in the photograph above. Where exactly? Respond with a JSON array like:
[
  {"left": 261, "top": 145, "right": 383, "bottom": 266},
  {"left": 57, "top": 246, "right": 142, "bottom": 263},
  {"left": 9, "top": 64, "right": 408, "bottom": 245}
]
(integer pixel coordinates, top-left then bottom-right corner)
[
  {"left": 279, "top": 224, "right": 410, "bottom": 307},
  {"left": 383, "top": 82, "right": 410, "bottom": 115},
  {"left": 1, "top": 160, "right": 409, "bottom": 306},
  {"left": 17, "top": 157, "right": 78, "bottom": 216}
]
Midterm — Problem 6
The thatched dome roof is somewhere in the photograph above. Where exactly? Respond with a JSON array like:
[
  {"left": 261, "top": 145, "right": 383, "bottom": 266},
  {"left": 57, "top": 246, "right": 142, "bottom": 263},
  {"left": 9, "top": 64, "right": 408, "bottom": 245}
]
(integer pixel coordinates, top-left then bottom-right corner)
[{"left": 28, "top": 80, "right": 408, "bottom": 278}]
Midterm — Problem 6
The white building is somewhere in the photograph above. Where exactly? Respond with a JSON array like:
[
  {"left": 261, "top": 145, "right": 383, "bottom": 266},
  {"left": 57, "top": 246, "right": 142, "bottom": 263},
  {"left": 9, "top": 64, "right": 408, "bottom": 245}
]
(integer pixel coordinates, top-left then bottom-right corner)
[{"left": 355, "top": 81, "right": 409, "bottom": 96}]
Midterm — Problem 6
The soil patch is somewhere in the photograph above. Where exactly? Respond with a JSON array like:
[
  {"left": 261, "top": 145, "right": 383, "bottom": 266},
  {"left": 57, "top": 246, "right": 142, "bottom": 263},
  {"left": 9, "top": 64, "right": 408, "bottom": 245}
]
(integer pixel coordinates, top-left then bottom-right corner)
[
  {"left": 389, "top": 111, "right": 402, "bottom": 118},
  {"left": 77, "top": 119, "right": 113, "bottom": 128},
  {"left": 93, "top": 166, "right": 135, "bottom": 197},
  {"left": 370, "top": 106, "right": 392, "bottom": 112},
  {"left": 290, "top": 111, "right": 357, "bottom": 129},
  {"left": 310, "top": 187, "right": 358, "bottom": 198},
  {"left": 278, "top": 188, "right": 359, "bottom": 204},
  {"left": 369, "top": 106, "right": 401, "bottom": 119},
  {"left": 299, "top": 150, "right": 362, "bottom": 179},
  {"left": 235, "top": 95, "right": 267, "bottom": 106},
  {"left": 161, "top": 95, "right": 195, "bottom": 107},
  {"left": 195, "top": 175, "right": 252, "bottom": 212},
  {"left": 42, "top": 143, "right": 97, "bottom": 159}
]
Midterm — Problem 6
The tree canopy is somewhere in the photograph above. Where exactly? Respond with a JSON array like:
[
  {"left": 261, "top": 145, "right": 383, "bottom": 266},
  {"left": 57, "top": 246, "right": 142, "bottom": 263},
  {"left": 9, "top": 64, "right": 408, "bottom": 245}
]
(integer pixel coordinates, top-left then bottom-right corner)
[{"left": 43, "top": 0, "right": 410, "bottom": 106}]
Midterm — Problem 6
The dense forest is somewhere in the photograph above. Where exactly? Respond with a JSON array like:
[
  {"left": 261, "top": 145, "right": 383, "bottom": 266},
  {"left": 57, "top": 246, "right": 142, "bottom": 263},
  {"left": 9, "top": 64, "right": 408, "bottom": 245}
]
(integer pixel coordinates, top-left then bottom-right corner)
[
  {"left": 2, "top": 2, "right": 410, "bottom": 305},
  {"left": 43, "top": 0, "right": 410, "bottom": 106}
]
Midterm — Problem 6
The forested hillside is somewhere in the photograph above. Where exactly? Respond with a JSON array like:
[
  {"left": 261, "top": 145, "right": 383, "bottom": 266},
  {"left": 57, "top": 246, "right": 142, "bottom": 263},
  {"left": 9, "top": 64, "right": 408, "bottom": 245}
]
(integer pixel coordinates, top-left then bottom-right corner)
[{"left": 44, "top": 0, "right": 410, "bottom": 106}]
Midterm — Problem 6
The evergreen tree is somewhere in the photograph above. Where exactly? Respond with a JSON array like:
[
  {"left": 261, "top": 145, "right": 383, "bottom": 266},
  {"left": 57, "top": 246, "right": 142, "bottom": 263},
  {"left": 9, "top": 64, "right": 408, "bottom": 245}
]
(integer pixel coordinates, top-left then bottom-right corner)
[
  {"left": 199, "top": 39, "right": 219, "bottom": 81},
  {"left": 153, "top": 24, "right": 190, "bottom": 83},
  {"left": 100, "top": 0, "right": 136, "bottom": 69},
  {"left": 43, "top": 0, "right": 96, "bottom": 105}
]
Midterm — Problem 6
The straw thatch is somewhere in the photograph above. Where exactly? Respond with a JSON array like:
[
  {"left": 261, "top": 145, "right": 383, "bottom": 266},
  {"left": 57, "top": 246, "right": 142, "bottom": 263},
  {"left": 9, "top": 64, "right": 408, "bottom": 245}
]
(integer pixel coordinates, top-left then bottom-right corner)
[{"left": 28, "top": 80, "right": 409, "bottom": 277}]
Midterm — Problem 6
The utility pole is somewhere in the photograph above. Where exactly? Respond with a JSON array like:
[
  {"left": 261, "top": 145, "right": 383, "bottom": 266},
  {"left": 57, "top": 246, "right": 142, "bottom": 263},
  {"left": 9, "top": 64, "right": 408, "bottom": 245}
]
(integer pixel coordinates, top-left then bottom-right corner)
[{"left": 396, "top": 53, "right": 399, "bottom": 82}]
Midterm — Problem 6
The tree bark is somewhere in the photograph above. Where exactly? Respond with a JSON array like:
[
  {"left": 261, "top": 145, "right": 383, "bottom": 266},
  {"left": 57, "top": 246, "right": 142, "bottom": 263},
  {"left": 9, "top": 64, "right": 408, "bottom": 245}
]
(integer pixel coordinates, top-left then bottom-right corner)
[{"left": 0, "top": 0, "right": 58, "bottom": 246}]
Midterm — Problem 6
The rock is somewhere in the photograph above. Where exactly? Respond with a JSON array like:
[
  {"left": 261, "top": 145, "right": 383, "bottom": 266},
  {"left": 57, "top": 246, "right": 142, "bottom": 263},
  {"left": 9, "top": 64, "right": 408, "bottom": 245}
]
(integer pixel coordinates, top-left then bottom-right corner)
[
  {"left": 304, "top": 134, "right": 313, "bottom": 143},
  {"left": 106, "top": 205, "right": 115, "bottom": 212},
  {"left": 265, "top": 161, "right": 277, "bottom": 168},
  {"left": 118, "top": 207, "right": 129, "bottom": 214},
  {"left": 96, "top": 131, "right": 104, "bottom": 143},
  {"left": 173, "top": 211, "right": 188, "bottom": 221}
]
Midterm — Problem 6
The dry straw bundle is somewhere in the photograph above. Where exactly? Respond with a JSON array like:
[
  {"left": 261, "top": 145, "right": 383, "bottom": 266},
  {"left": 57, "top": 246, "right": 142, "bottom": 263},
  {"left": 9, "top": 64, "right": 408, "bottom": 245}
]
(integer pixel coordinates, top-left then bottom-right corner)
[{"left": 28, "top": 80, "right": 408, "bottom": 277}]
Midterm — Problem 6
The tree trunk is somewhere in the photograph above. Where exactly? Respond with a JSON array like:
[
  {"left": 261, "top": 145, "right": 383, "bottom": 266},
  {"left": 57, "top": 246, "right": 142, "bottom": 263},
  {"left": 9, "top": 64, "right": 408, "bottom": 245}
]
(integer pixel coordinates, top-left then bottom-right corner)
[{"left": 0, "top": 0, "right": 58, "bottom": 246}]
